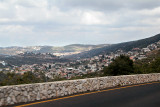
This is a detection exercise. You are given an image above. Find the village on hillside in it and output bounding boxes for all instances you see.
[0,40,160,80]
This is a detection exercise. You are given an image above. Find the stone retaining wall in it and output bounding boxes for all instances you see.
[0,73,160,106]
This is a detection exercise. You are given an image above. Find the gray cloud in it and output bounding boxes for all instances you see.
[52,0,160,11]
[0,0,160,47]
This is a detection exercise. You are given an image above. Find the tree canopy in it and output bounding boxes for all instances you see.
[104,55,134,76]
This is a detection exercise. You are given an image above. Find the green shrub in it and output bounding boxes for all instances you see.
[104,55,134,76]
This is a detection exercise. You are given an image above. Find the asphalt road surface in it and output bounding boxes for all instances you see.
[15,82,160,107]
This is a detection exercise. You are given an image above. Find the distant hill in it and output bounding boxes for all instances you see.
[0,44,109,55]
[66,33,160,59]
[35,44,109,53]
[0,33,159,57]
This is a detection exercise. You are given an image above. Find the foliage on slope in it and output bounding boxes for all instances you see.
[134,49,160,74]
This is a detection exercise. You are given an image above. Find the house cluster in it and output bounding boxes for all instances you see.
[0,40,160,79]
[128,40,160,60]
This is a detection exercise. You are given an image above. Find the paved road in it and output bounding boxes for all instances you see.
[15,82,160,107]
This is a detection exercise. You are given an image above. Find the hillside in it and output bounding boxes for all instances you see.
[35,44,109,53]
[0,46,41,55]
[0,33,159,57]
[0,44,109,55]
[67,33,160,59]
[135,49,160,65]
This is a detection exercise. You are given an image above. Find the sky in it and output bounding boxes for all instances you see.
[0,0,160,47]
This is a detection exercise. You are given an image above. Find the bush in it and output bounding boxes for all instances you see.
[0,71,46,86]
[103,55,134,76]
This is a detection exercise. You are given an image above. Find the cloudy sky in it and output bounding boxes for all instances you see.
[0,0,160,47]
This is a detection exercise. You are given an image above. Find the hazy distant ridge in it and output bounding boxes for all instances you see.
[0,44,109,55]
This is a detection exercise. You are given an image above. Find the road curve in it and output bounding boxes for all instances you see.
[14,82,160,107]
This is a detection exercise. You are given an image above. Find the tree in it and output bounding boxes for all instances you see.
[104,55,134,76]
